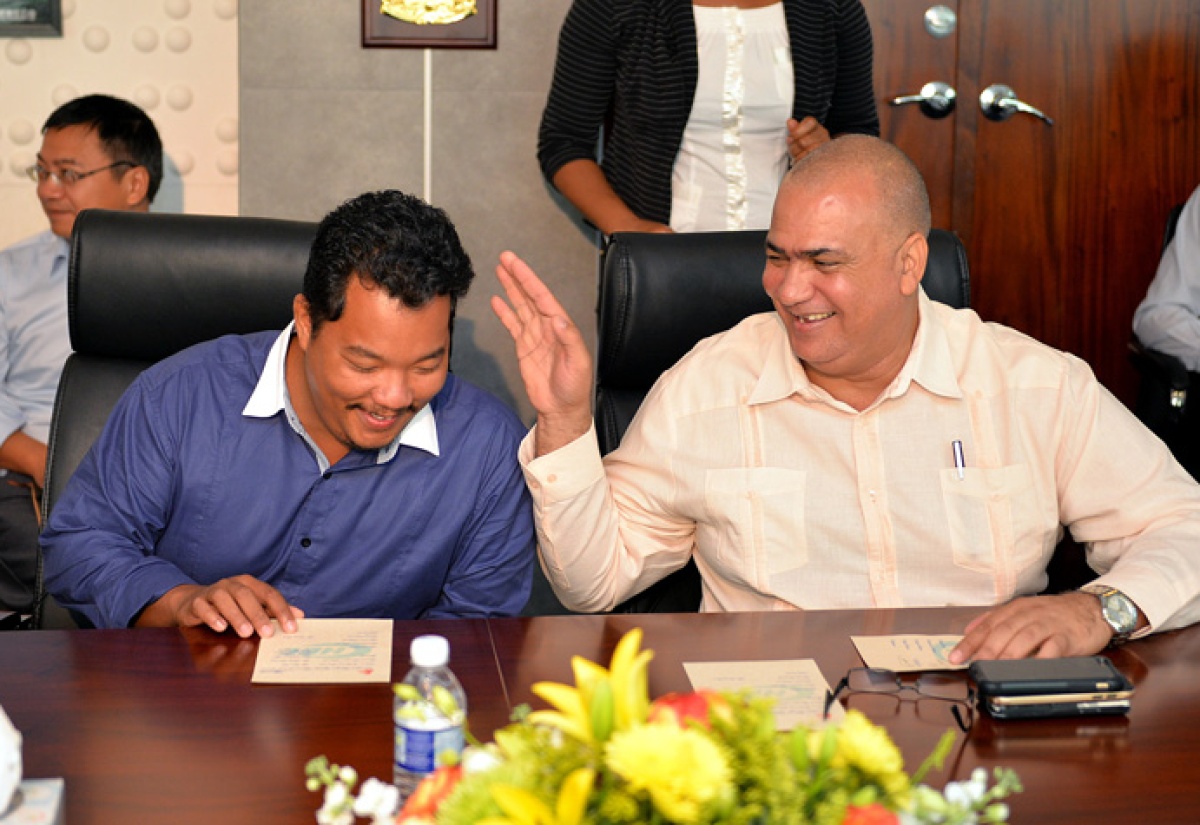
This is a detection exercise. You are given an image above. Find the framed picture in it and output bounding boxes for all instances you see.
[362,0,496,49]
[0,0,62,37]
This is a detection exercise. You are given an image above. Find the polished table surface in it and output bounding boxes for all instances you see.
[3,608,1199,824]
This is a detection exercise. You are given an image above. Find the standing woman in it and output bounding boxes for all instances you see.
[538,0,879,235]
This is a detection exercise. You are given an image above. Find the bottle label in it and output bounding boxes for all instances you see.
[395,722,464,774]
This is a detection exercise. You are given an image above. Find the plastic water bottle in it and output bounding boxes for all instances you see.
[393,634,468,800]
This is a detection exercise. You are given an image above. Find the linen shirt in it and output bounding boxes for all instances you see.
[1132,185,1200,371]
[0,230,71,448]
[43,328,535,628]
[522,292,1200,634]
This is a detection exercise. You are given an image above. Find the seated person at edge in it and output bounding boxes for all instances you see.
[494,135,1200,662]
[42,190,535,635]
[0,93,162,615]
[538,0,878,235]
[1132,183,1200,370]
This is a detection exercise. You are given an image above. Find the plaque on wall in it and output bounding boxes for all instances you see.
[0,0,62,37]
[362,0,496,49]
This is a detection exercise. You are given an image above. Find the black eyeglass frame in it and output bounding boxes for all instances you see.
[824,667,976,733]
[26,160,137,187]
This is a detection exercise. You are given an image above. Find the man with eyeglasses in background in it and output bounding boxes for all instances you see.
[0,94,162,617]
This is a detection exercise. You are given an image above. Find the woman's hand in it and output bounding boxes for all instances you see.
[787,116,832,163]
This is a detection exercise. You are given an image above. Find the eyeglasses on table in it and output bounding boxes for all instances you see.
[824,666,976,733]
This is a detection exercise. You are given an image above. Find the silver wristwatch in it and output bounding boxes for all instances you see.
[1080,584,1140,644]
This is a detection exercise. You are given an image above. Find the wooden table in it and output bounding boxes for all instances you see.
[3,608,1199,824]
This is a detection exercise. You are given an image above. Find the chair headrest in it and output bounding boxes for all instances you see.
[598,230,774,389]
[68,210,318,361]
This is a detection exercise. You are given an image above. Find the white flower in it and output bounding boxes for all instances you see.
[325,782,350,809]
[943,768,988,808]
[317,782,354,825]
[352,778,400,822]
[462,746,502,774]
[316,811,354,825]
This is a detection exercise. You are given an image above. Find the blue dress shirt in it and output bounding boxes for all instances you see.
[42,328,535,628]
[0,230,71,448]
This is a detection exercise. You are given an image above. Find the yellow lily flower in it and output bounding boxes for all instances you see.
[528,629,654,744]
[483,768,596,825]
[556,766,596,824]
[607,628,654,730]
[528,681,592,743]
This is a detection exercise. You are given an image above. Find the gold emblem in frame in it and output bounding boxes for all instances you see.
[380,0,477,25]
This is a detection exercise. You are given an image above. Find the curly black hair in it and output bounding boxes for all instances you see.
[303,190,474,334]
[43,94,164,203]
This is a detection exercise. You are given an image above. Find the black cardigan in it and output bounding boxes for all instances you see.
[538,0,880,226]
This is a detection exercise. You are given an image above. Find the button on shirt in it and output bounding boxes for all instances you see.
[0,230,71,448]
[523,292,1200,634]
[43,327,535,628]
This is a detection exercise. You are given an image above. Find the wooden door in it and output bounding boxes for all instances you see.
[863,0,1200,405]
[868,0,960,228]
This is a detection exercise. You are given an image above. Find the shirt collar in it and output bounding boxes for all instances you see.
[747,289,963,409]
[50,232,69,259]
[242,323,440,463]
[48,232,69,274]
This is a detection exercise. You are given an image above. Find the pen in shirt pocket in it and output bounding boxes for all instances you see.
[952,440,966,481]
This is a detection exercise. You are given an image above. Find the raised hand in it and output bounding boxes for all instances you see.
[492,251,595,456]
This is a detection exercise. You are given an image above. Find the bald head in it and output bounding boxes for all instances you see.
[782,135,931,240]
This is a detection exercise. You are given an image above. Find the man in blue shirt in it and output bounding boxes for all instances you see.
[0,95,162,614]
[42,190,535,635]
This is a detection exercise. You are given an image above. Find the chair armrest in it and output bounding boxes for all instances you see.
[1129,338,1191,392]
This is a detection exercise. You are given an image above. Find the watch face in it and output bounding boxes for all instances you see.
[1102,592,1139,634]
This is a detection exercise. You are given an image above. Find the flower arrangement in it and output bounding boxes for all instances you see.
[307,629,1021,825]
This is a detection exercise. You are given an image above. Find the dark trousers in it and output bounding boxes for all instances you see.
[0,475,40,613]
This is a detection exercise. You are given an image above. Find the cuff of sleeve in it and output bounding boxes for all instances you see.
[1083,578,1156,639]
[520,422,607,505]
[108,563,195,629]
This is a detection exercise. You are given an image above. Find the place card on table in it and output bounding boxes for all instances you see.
[252,618,393,684]
[683,658,841,728]
[0,778,65,825]
[850,635,966,672]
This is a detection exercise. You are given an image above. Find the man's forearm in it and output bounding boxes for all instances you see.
[0,430,48,488]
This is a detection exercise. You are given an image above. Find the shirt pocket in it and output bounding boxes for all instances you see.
[939,464,1038,574]
[702,467,807,589]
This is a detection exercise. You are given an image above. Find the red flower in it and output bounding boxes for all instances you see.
[397,764,463,821]
[842,803,899,825]
[647,690,731,729]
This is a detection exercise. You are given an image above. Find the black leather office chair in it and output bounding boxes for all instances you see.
[33,209,316,628]
[1129,204,1196,475]
[521,228,971,615]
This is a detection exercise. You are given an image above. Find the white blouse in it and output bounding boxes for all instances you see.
[670,3,793,232]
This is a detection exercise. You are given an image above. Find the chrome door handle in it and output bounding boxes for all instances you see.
[979,84,1055,125]
[890,81,957,119]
